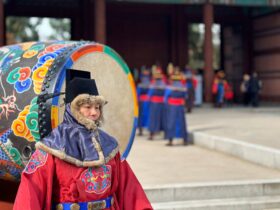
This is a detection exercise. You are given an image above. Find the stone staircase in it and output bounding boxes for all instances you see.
[145,179,280,210]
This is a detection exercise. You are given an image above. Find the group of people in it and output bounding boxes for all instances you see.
[137,64,196,146]
[212,70,262,108]
[240,72,262,107]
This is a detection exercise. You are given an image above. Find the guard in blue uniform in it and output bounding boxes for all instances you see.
[137,68,151,136]
[147,68,166,140]
[164,72,188,146]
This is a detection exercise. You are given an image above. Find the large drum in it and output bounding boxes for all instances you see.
[0,41,138,181]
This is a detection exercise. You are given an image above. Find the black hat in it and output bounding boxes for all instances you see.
[65,69,99,103]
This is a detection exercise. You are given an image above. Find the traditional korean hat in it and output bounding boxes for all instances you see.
[170,70,183,81]
[170,74,183,81]
[141,66,150,76]
[65,69,100,103]
[139,67,151,84]
[152,67,164,79]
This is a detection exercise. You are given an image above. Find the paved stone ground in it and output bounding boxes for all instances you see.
[127,105,280,187]
[188,105,280,149]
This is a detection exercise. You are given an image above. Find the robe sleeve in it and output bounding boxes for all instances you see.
[164,88,172,103]
[13,149,54,210]
[116,154,153,210]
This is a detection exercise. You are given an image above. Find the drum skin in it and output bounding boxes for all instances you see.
[0,41,138,181]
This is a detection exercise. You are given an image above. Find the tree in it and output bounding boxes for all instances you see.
[6,17,71,44]
[188,23,220,70]
[188,24,204,69]
[6,17,42,44]
[48,18,71,40]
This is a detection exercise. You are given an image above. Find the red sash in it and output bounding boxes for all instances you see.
[151,96,164,103]
[139,94,149,101]
[168,97,184,105]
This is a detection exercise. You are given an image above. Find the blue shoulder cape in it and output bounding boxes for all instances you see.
[36,104,119,167]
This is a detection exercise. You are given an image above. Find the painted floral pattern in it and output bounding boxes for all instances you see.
[24,149,48,174]
[80,165,112,194]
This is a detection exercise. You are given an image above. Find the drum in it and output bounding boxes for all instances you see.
[0,41,138,181]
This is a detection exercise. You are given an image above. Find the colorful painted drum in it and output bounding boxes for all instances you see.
[0,41,138,181]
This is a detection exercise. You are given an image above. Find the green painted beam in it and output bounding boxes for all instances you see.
[211,0,280,6]
[109,0,206,4]
[109,0,280,6]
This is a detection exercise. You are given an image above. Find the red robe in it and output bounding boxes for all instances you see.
[13,150,153,210]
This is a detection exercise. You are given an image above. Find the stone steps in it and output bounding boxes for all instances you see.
[145,179,280,210]
[152,195,280,210]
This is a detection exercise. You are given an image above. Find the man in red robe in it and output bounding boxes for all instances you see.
[13,77,153,210]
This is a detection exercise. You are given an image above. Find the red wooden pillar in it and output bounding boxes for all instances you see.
[203,2,214,102]
[0,0,5,46]
[94,0,106,44]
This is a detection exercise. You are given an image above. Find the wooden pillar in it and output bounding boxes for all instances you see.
[94,0,106,44]
[203,2,214,102]
[0,0,5,46]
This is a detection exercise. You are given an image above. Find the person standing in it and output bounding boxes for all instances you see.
[137,67,151,136]
[240,74,250,106]
[248,72,262,107]
[164,71,188,146]
[212,70,226,107]
[147,68,166,140]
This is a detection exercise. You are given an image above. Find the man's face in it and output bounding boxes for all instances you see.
[79,103,101,121]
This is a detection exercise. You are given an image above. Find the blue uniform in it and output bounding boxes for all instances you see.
[148,80,166,133]
[137,81,150,128]
[164,81,188,141]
